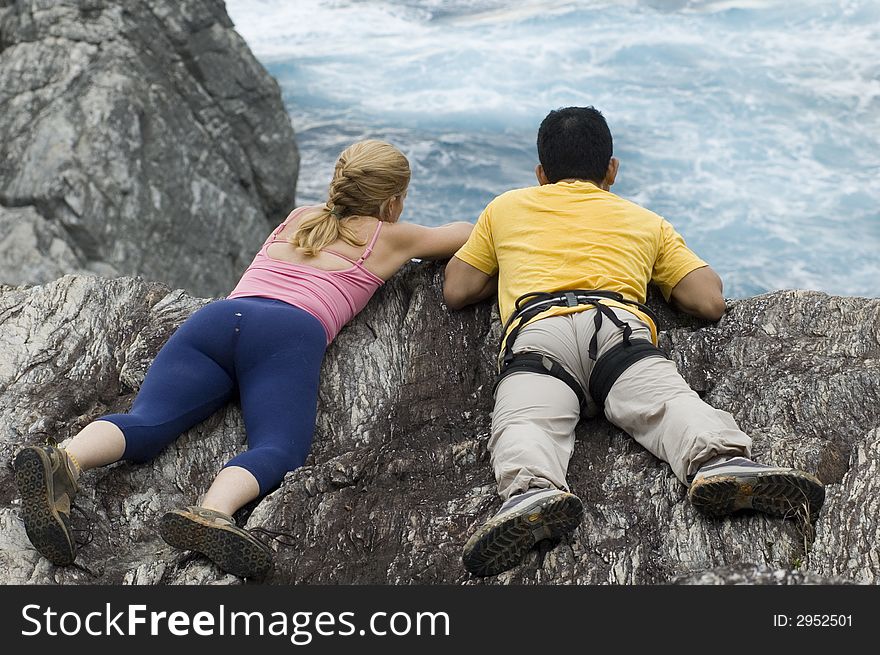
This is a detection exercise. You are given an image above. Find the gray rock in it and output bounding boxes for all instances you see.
[0,204,91,284]
[0,0,299,296]
[0,270,877,585]
[670,564,856,585]
[810,427,880,583]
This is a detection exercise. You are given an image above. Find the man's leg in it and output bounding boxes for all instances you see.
[593,308,823,519]
[463,316,584,577]
[489,370,582,499]
[603,355,751,484]
[489,314,585,498]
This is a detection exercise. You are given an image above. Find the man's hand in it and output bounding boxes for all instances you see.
[669,266,727,321]
[443,256,497,310]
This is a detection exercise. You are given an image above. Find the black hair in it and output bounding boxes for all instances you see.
[536,106,613,184]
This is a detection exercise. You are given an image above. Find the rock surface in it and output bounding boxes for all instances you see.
[0,0,298,295]
[0,270,877,585]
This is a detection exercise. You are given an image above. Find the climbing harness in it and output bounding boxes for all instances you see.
[495,289,668,410]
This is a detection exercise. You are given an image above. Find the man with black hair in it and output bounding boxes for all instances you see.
[443,106,825,578]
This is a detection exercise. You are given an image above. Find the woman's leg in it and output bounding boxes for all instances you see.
[200,466,260,516]
[158,299,325,580]
[201,300,326,515]
[64,420,126,477]
[97,302,239,464]
[224,301,326,503]
[14,301,240,567]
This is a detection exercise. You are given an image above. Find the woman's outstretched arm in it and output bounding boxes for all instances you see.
[392,221,474,260]
[370,220,474,279]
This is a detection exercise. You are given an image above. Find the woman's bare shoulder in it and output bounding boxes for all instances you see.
[377,220,430,243]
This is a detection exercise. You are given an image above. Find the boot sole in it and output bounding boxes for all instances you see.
[14,447,76,565]
[159,510,273,580]
[689,471,825,519]
[462,493,584,577]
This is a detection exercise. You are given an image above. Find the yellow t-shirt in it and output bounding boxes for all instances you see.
[454,181,707,345]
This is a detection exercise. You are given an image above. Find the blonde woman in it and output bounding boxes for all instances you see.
[14,140,472,580]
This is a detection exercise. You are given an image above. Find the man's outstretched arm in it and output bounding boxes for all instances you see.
[443,256,497,310]
[669,266,727,321]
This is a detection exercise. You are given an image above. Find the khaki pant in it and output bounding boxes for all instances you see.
[490,307,751,500]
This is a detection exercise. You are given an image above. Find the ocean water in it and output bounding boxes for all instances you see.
[225,0,879,298]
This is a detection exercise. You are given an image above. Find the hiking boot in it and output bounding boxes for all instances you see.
[159,506,274,580]
[688,456,825,519]
[462,488,583,577]
[13,444,80,565]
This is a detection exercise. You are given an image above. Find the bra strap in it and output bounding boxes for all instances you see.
[265,206,314,247]
[357,221,384,264]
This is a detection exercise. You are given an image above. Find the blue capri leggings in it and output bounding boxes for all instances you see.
[100,297,327,495]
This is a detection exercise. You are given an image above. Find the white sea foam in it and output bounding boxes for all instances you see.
[225,0,880,298]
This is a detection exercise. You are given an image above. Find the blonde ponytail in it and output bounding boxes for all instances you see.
[291,140,410,256]
[290,205,365,257]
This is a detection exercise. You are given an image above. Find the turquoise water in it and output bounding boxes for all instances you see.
[226,0,879,298]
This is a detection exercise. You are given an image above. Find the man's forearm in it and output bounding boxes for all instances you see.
[669,266,726,321]
[443,257,497,309]
[473,276,498,304]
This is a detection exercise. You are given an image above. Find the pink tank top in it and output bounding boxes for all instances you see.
[228,206,385,343]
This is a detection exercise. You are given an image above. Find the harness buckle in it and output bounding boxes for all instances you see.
[563,292,579,307]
